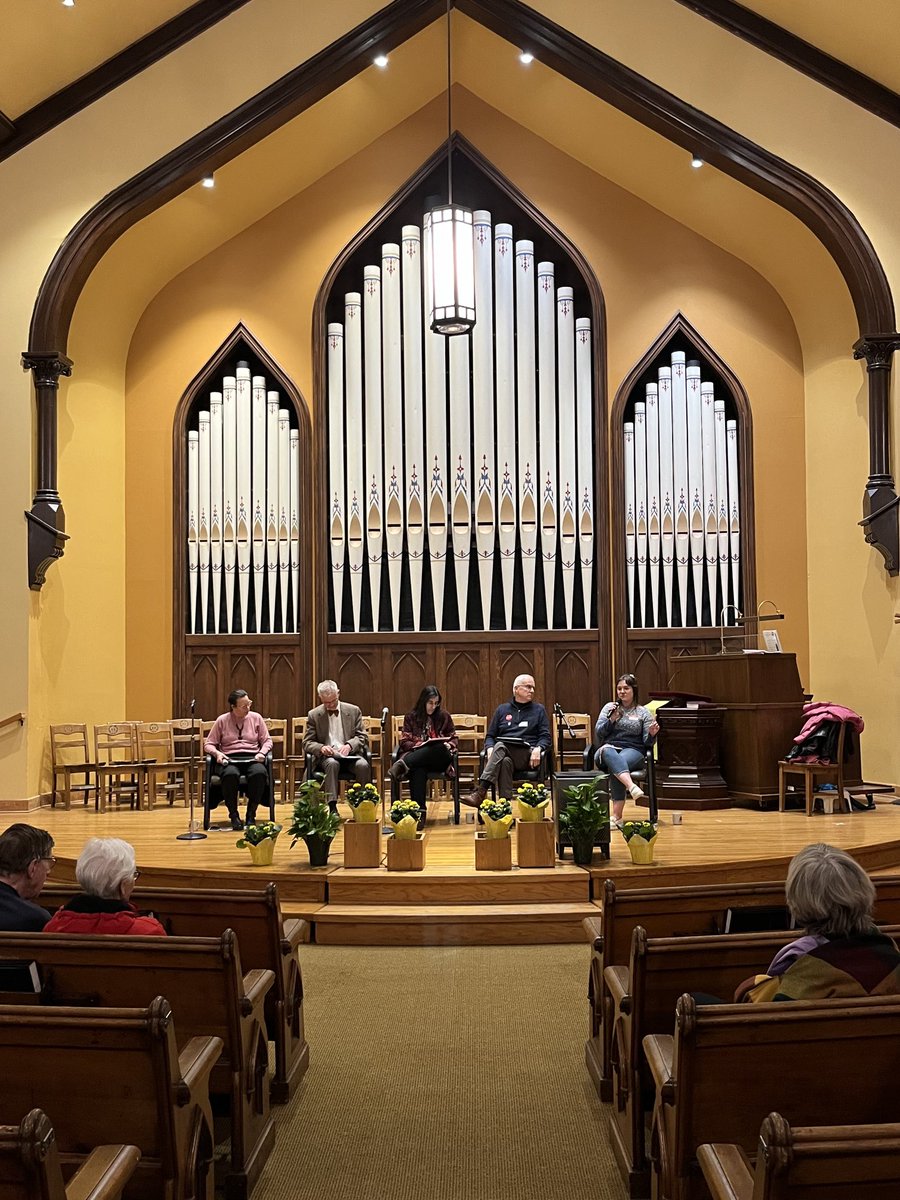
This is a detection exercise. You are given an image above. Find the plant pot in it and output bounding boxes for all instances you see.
[516,801,549,823]
[475,832,512,871]
[570,835,596,866]
[349,799,380,824]
[245,837,278,866]
[302,834,333,867]
[516,819,556,868]
[387,833,426,871]
[627,834,658,865]
[343,819,382,868]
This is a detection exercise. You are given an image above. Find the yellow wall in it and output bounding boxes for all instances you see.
[122,94,807,717]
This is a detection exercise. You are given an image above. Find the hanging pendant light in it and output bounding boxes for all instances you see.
[424,0,476,336]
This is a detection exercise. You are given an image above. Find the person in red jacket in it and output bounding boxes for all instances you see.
[44,837,166,936]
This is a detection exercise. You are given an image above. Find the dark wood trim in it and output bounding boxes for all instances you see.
[609,312,758,670]
[171,323,314,714]
[0,1,252,162]
[311,132,612,688]
[674,0,900,130]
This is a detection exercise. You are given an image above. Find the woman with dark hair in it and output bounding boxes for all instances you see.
[594,673,659,830]
[390,686,457,819]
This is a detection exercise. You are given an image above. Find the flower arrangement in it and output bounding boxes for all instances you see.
[620,820,657,843]
[479,795,514,839]
[389,797,422,840]
[515,782,550,822]
[346,781,381,823]
[235,821,282,849]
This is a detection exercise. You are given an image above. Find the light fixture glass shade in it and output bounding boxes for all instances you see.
[424,204,476,335]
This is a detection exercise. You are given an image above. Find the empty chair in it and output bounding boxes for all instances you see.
[93,724,144,812]
[135,723,189,809]
[49,724,97,810]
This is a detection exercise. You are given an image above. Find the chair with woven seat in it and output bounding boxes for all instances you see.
[136,722,190,809]
[93,723,145,812]
[389,715,459,825]
[778,723,849,815]
[49,724,98,809]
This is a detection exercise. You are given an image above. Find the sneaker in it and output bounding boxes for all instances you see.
[629,784,646,801]
[610,817,625,832]
[231,816,245,832]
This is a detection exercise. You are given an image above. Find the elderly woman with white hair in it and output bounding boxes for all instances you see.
[738,843,900,1002]
[44,838,166,936]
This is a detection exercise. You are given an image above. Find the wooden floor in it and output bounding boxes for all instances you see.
[19,792,900,944]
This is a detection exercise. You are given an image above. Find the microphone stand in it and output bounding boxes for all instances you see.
[176,699,207,841]
[553,704,576,772]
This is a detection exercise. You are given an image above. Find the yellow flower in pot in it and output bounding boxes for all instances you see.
[515,781,550,822]
[389,797,422,840]
[479,795,514,838]
[346,781,381,823]
[621,819,659,865]
[236,821,282,866]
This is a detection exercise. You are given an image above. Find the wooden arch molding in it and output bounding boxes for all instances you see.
[609,312,757,671]
[23,0,898,587]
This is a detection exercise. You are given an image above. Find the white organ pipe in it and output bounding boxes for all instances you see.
[494,222,516,627]
[472,211,495,624]
[624,421,636,626]
[644,382,661,626]
[686,361,704,622]
[658,366,675,627]
[198,410,211,634]
[575,317,593,626]
[537,261,557,626]
[423,240,447,631]
[327,325,345,632]
[266,390,280,636]
[209,392,223,635]
[633,401,648,626]
[557,286,577,628]
[236,363,252,633]
[363,264,383,631]
[671,352,689,625]
[382,242,402,630]
[700,380,718,622]
[344,292,364,631]
[515,240,538,627]
[290,430,299,634]
[187,431,199,633]
[221,374,237,633]
[449,332,471,628]
[714,399,729,617]
[278,408,290,633]
[401,225,424,631]
[251,376,266,633]
[727,419,740,610]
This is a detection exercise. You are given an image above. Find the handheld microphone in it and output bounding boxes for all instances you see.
[190,698,196,714]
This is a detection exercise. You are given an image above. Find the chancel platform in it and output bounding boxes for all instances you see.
[19,793,900,945]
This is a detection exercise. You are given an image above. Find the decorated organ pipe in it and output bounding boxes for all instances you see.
[326,214,596,632]
[185,359,300,634]
[624,349,742,627]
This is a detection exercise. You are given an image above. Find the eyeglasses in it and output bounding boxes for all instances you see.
[133,869,141,880]
[34,855,56,868]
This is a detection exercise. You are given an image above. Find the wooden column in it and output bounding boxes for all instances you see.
[21,350,72,589]
[853,333,900,576]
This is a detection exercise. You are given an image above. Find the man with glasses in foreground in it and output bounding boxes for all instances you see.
[465,674,551,806]
[0,823,54,930]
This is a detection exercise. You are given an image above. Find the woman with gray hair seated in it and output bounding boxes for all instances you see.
[738,842,900,1001]
[44,838,165,936]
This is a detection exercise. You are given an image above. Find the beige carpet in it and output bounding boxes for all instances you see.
[253,943,622,1200]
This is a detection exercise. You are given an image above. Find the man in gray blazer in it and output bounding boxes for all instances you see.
[302,680,370,806]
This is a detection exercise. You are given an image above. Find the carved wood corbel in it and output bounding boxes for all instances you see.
[853,333,900,575]
[21,350,72,589]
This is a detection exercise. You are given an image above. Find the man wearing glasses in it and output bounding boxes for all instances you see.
[466,674,551,805]
[0,823,55,931]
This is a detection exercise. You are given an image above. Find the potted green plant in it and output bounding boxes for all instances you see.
[515,781,550,822]
[288,779,342,866]
[559,778,609,866]
[346,781,381,824]
[236,820,282,866]
[621,819,659,864]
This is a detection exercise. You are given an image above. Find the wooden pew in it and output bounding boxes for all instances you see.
[41,883,309,1104]
[0,997,219,1200]
[605,922,900,1198]
[644,993,900,1200]
[699,1114,900,1200]
[584,875,900,1102]
[0,931,274,1200]
[0,1109,140,1200]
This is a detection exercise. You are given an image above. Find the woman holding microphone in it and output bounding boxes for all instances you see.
[594,673,659,830]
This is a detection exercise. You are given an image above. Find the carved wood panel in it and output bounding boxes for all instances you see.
[625,630,721,699]
[180,638,308,723]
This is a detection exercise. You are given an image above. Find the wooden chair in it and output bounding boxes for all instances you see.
[0,1109,140,1200]
[284,717,306,804]
[49,724,97,809]
[364,714,386,795]
[203,753,275,830]
[93,724,144,812]
[389,715,459,825]
[451,714,487,797]
[700,1114,900,1200]
[778,724,849,814]
[168,718,205,805]
[555,711,592,772]
[0,997,220,1200]
[260,717,287,803]
[583,735,658,820]
[135,723,189,809]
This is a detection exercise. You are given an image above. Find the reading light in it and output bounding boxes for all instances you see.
[373,54,389,68]
[519,51,534,64]
[201,175,215,189]
[691,155,704,169]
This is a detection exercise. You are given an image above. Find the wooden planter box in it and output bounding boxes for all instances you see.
[386,834,426,871]
[343,820,382,869]
[516,819,556,868]
[475,833,513,871]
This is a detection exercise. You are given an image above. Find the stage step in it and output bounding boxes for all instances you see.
[326,865,589,906]
[309,901,599,946]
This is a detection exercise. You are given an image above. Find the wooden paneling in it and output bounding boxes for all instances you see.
[181,637,306,722]
[625,629,721,698]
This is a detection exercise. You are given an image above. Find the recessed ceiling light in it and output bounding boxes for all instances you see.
[690,155,704,169]
[201,175,215,189]
[62,0,75,7]
[519,51,534,64]
[373,54,389,68]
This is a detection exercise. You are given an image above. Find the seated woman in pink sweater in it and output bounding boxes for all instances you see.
[44,838,166,936]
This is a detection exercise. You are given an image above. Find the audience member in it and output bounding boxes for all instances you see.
[44,838,166,935]
[0,823,54,931]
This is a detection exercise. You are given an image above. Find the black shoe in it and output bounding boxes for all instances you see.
[389,759,408,781]
[416,812,426,830]
[231,816,245,831]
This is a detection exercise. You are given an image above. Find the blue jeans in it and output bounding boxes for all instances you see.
[595,745,645,802]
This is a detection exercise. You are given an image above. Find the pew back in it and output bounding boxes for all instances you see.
[0,1109,141,1200]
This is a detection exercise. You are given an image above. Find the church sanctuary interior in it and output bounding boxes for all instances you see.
[2,2,900,1198]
